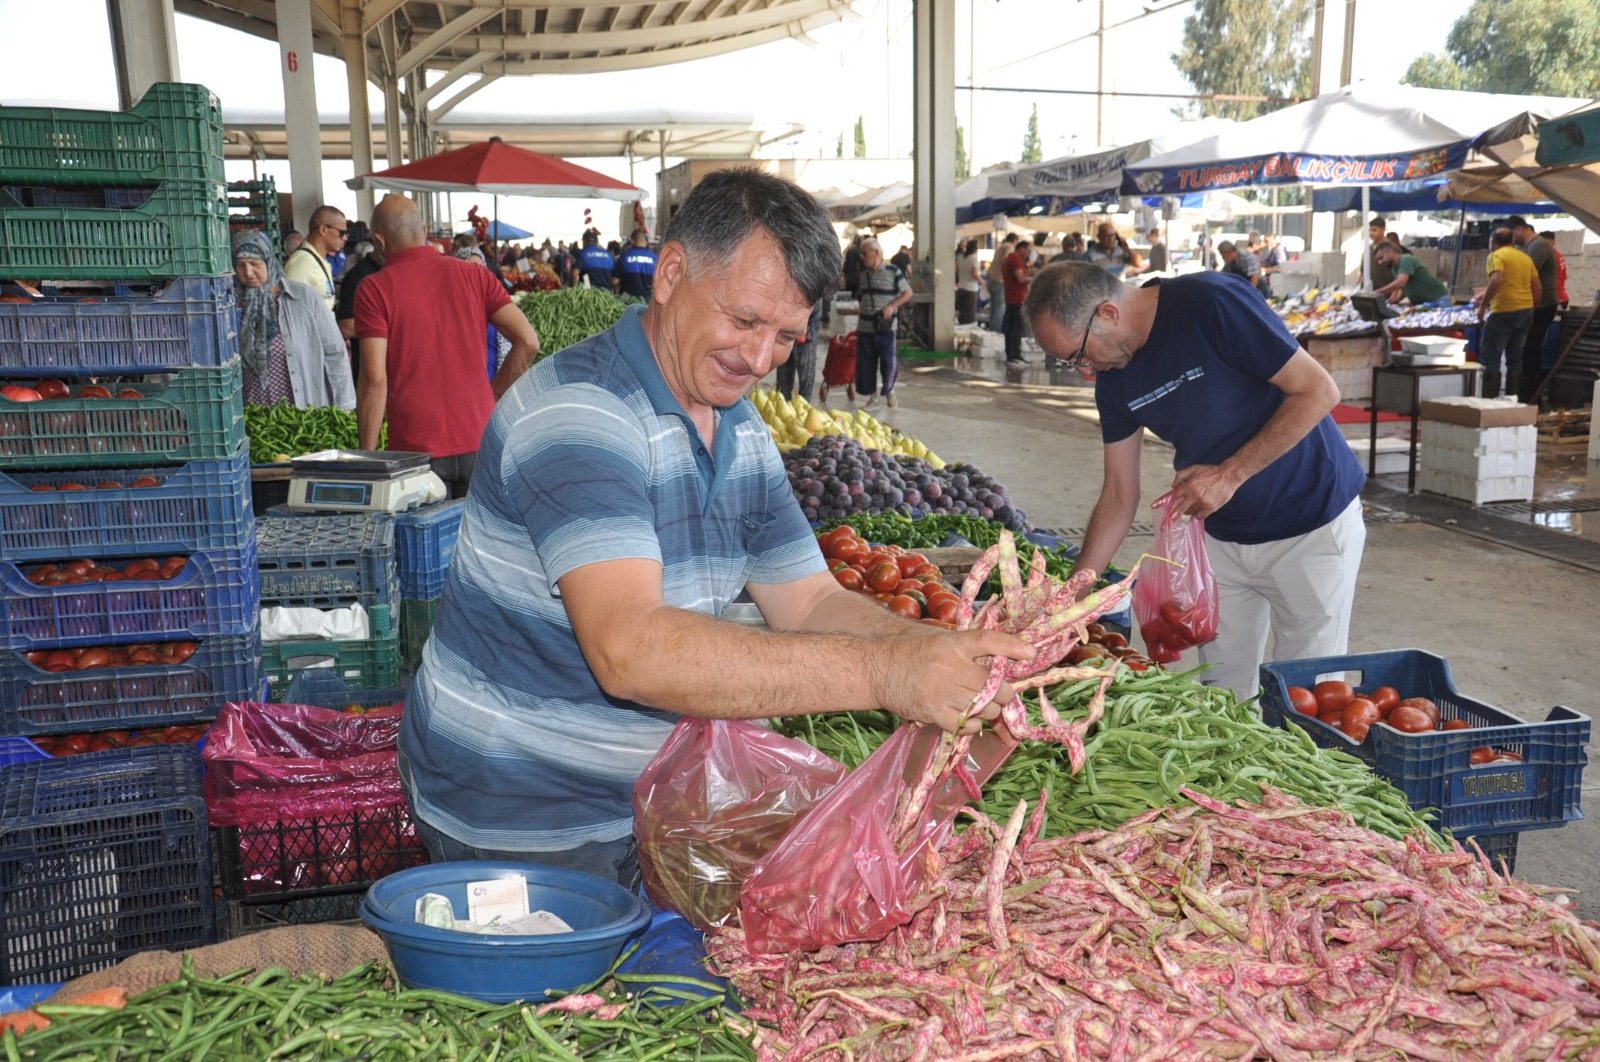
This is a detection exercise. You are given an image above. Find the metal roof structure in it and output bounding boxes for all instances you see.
[222,103,794,161]
[179,0,857,126]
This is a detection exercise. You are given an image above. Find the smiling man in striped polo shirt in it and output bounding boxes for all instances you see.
[398,170,1032,887]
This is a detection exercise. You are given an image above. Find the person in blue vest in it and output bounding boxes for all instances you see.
[617,229,658,298]
[576,230,616,290]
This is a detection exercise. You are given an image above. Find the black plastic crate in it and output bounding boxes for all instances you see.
[214,803,428,902]
[222,891,364,938]
[0,275,238,376]
[1259,649,1589,836]
[1460,831,1519,877]
[256,513,397,609]
[0,744,214,984]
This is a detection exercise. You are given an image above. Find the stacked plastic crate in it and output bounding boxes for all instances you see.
[393,500,466,671]
[227,176,280,253]
[255,513,402,698]
[0,84,257,980]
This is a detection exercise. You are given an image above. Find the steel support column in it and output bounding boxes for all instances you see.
[339,0,375,219]
[913,2,956,353]
[106,0,181,110]
[276,0,325,233]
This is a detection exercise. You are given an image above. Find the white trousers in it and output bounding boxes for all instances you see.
[1195,497,1366,702]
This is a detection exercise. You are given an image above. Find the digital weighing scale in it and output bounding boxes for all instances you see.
[284,450,447,514]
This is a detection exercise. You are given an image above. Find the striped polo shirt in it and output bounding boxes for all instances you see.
[399,305,825,852]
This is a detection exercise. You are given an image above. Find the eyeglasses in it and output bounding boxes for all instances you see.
[1065,301,1107,367]
[323,223,347,236]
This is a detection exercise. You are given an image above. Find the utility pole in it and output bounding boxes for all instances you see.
[1096,0,1107,144]
[1340,0,1358,87]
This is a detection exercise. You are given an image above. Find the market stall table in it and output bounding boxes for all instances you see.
[1369,362,1483,492]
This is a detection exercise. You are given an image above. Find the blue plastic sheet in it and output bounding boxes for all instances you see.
[0,984,60,1013]
[616,905,723,1000]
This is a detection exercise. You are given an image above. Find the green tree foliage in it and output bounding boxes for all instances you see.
[1173,0,1312,120]
[1403,0,1600,97]
[955,123,969,180]
[1020,105,1043,165]
[854,116,867,158]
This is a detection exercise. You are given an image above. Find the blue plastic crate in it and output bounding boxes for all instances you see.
[0,736,49,768]
[391,500,465,600]
[0,275,238,375]
[0,744,214,985]
[0,538,260,650]
[0,442,252,563]
[1259,649,1589,835]
[0,626,260,736]
[256,514,397,609]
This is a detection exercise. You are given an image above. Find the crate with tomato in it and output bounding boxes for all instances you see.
[817,524,963,628]
[0,539,259,649]
[0,743,215,984]
[0,364,244,471]
[0,442,251,564]
[0,275,239,377]
[202,694,427,934]
[0,626,259,737]
[1259,649,1589,839]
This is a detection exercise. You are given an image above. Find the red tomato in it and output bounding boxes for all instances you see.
[1287,686,1318,716]
[1368,686,1400,714]
[1100,632,1129,650]
[910,563,942,581]
[930,598,960,624]
[895,586,927,609]
[887,594,922,620]
[129,476,160,488]
[834,541,868,566]
[1340,719,1371,743]
[1442,718,1471,731]
[1312,681,1354,715]
[834,567,865,591]
[76,384,113,399]
[1386,705,1434,734]
[1469,747,1495,766]
[0,385,42,402]
[895,554,925,578]
[1343,698,1381,728]
[1158,598,1199,644]
[1399,697,1440,727]
[33,379,69,400]
[868,561,902,593]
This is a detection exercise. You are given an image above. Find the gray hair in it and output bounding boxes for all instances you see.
[860,237,883,255]
[1023,261,1128,336]
[1217,241,1237,255]
[662,167,841,305]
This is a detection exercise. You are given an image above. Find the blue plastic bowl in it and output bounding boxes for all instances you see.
[359,861,651,1002]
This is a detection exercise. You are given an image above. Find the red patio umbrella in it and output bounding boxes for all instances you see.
[346,137,642,201]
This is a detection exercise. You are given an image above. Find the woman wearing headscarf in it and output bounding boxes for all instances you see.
[232,230,356,409]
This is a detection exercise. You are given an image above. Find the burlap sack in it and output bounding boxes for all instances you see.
[44,924,390,1003]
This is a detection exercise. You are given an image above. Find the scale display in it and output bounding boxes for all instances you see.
[306,481,374,507]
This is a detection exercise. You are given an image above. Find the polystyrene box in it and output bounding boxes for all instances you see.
[1417,468,1533,505]
[1420,443,1536,480]
[1423,421,1537,455]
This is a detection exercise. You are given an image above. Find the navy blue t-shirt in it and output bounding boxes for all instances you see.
[1095,272,1364,545]
[617,246,657,297]
[577,244,615,288]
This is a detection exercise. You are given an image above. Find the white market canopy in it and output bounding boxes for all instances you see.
[987,118,1231,202]
[1471,101,1600,233]
[1123,83,1592,196]
[850,166,1016,226]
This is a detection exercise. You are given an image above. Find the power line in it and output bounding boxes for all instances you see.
[981,0,1196,75]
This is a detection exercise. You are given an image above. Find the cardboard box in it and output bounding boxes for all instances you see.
[1419,396,1537,428]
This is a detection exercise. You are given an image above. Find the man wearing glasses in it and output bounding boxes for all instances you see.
[1021,263,1366,699]
[285,205,347,312]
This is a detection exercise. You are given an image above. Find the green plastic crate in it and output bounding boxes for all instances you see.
[400,596,440,672]
[0,363,244,470]
[0,83,224,187]
[0,178,230,280]
[261,607,400,701]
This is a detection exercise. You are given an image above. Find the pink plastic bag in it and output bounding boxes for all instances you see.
[738,723,1013,954]
[1134,492,1220,663]
[632,718,848,930]
[201,700,405,828]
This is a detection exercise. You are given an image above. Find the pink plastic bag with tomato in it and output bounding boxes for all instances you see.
[738,723,1012,954]
[1133,492,1220,663]
[632,717,848,931]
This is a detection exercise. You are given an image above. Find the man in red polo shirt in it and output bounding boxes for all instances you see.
[354,195,540,496]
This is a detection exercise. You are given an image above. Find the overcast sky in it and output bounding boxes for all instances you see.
[0,0,1475,237]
